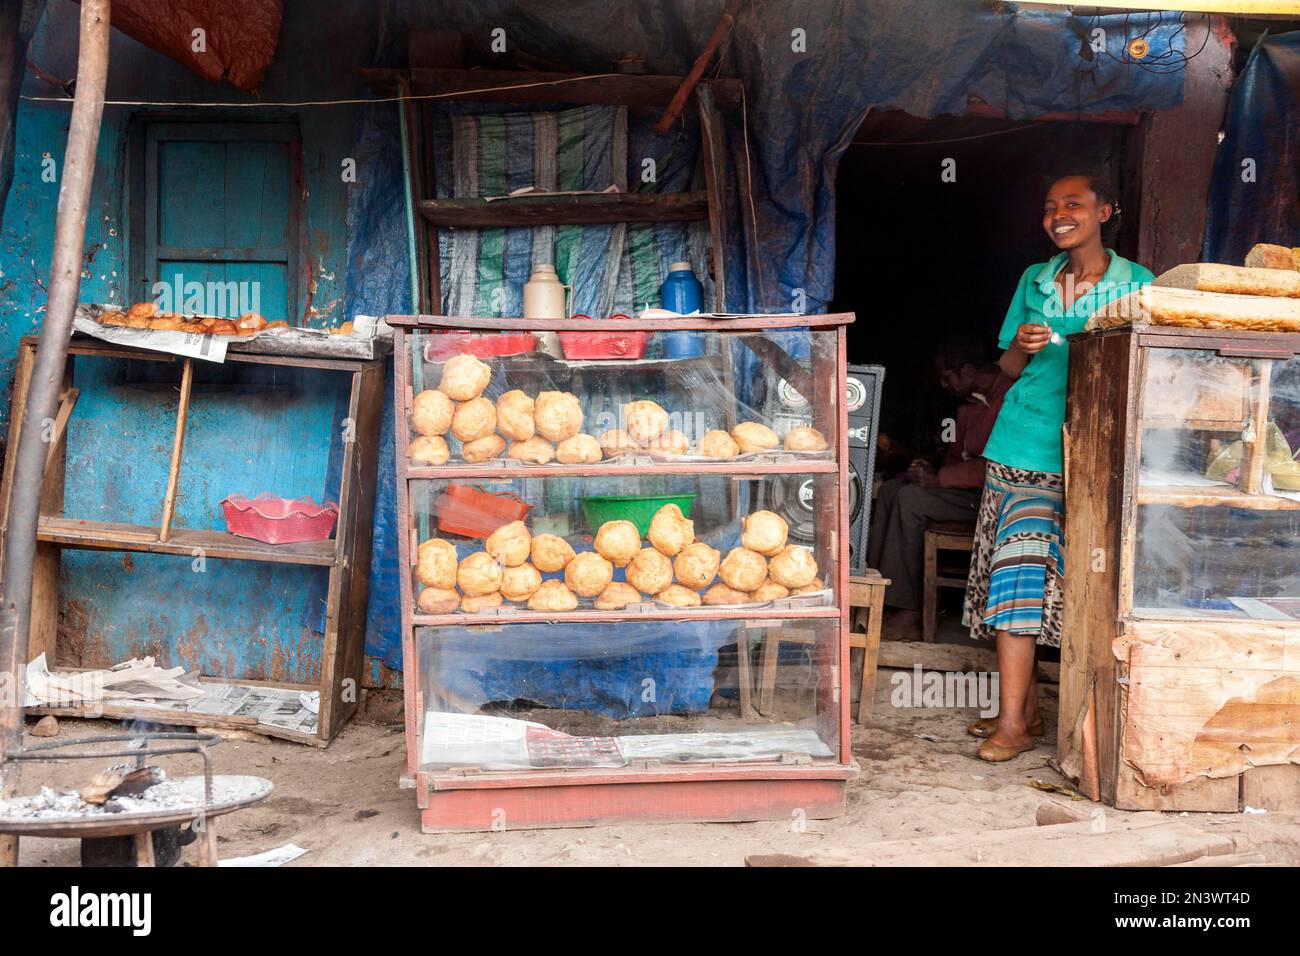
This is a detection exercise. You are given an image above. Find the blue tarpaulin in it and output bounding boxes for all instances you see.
[343,1,1189,674]
[1203,31,1300,264]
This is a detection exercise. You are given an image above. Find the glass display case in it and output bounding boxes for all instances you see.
[1062,325,1300,812]
[388,313,857,832]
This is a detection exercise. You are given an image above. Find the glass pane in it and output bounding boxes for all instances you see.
[1134,348,1300,619]
[402,328,837,468]
[415,616,840,771]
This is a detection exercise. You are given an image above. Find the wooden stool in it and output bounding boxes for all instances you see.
[922,521,975,643]
[754,571,889,725]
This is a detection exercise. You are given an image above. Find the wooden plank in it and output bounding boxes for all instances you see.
[1123,620,1288,671]
[37,516,338,566]
[1113,762,1241,812]
[697,90,729,310]
[405,459,838,480]
[384,312,856,332]
[1241,763,1300,811]
[876,640,1059,684]
[418,192,708,227]
[1136,485,1300,510]
[363,68,744,109]
[413,606,839,628]
[157,357,193,541]
[1241,359,1273,494]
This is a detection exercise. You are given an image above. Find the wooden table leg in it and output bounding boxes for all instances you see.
[858,586,887,723]
[133,831,155,867]
[736,633,756,719]
[197,821,219,867]
[758,631,781,716]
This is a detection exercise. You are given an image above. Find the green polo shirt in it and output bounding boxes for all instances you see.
[982,249,1153,474]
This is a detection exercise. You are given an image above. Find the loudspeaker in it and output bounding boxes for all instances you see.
[760,364,884,577]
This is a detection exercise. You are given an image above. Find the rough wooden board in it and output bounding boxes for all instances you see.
[1117,620,1290,671]
[1241,763,1300,811]
[743,818,1237,867]
[876,641,1059,684]
[1155,262,1300,298]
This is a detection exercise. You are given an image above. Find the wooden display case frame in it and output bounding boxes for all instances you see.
[389,312,858,832]
[1062,324,1300,812]
[0,336,386,745]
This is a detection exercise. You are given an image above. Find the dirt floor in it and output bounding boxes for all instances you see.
[12,664,1300,866]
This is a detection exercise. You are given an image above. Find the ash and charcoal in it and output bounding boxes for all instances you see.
[0,774,270,822]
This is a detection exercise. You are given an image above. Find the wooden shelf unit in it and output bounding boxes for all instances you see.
[389,313,858,832]
[1061,324,1300,811]
[0,336,386,745]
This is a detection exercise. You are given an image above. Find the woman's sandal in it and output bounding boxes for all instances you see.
[968,716,1045,739]
[977,737,1036,762]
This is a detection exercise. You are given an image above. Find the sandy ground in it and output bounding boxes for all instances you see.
[11,667,1300,867]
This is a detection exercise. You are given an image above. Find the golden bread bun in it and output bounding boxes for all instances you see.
[530,534,576,572]
[127,301,158,319]
[564,551,614,598]
[792,579,827,595]
[125,314,153,329]
[485,520,531,567]
[179,320,208,334]
[626,547,673,595]
[149,315,186,331]
[594,520,641,567]
[702,582,751,606]
[528,579,579,612]
[623,400,669,443]
[416,586,460,614]
[741,510,789,557]
[784,426,829,451]
[438,354,492,401]
[408,435,450,465]
[534,391,583,442]
[556,433,602,464]
[645,429,689,456]
[594,582,644,611]
[496,390,535,441]
[451,396,497,442]
[599,428,637,456]
[749,579,791,603]
[98,311,128,326]
[673,542,720,589]
[507,436,555,464]
[719,547,767,591]
[768,545,819,589]
[457,551,503,597]
[461,591,503,613]
[415,537,458,589]
[411,389,454,436]
[656,584,701,608]
[647,503,694,556]
[461,434,505,463]
[731,421,780,454]
[696,429,740,459]
[500,563,543,602]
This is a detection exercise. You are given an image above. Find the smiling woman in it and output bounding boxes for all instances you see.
[963,171,1155,763]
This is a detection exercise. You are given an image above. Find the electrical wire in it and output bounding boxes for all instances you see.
[850,122,1045,147]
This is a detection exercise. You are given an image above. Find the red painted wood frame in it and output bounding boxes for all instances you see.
[389,314,857,829]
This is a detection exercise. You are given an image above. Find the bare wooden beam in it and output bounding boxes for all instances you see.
[419,191,708,227]
[363,68,744,109]
[655,0,743,135]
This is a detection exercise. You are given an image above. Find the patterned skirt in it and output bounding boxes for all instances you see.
[962,461,1065,647]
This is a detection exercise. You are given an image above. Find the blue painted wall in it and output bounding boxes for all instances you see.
[1,0,396,684]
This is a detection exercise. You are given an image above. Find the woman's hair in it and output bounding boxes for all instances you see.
[1045,170,1122,240]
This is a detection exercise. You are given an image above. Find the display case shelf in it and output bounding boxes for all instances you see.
[388,312,856,832]
[1135,484,1300,509]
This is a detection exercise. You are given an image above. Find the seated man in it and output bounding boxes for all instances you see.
[867,347,1011,640]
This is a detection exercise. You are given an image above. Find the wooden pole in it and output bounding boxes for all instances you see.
[653,0,742,136]
[0,0,111,868]
[158,358,193,541]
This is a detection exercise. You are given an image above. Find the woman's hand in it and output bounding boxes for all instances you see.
[1013,322,1052,354]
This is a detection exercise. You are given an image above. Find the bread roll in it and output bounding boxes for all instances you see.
[416,538,458,589]
[731,422,780,454]
[528,579,579,612]
[674,542,720,589]
[496,390,535,441]
[530,534,575,573]
[564,551,614,598]
[457,551,503,597]
[696,429,740,459]
[702,582,751,606]
[595,582,643,611]
[623,400,669,443]
[645,429,689,456]
[784,426,829,452]
[556,433,602,464]
[534,391,583,442]
[451,396,497,442]
[594,520,641,567]
[768,545,819,589]
[411,389,454,436]
[507,437,555,464]
[486,520,531,567]
[719,547,767,591]
[500,563,543,602]
[741,510,789,557]
[461,434,506,463]
[408,435,450,466]
[656,584,701,608]
[439,354,492,401]
[647,503,693,556]
[749,579,790,603]
[599,429,637,456]
[416,586,460,614]
[626,547,672,595]
[461,591,503,613]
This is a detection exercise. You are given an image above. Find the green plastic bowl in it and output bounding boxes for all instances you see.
[580,493,697,537]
